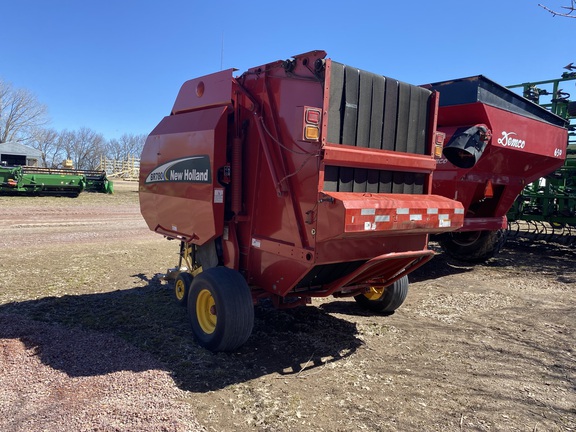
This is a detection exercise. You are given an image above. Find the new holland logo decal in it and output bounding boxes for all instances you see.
[145,155,211,184]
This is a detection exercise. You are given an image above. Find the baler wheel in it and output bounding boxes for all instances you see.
[187,267,254,352]
[174,272,193,306]
[354,276,409,313]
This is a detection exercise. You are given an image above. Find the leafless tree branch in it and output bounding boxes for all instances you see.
[106,133,146,161]
[62,127,106,170]
[0,79,48,143]
[539,1,576,17]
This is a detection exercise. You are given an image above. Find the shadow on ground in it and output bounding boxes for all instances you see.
[2,238,574,394]
[0,274,363,393]
[412,237,576,284]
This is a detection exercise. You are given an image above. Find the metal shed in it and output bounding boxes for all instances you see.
[0,142,43,166]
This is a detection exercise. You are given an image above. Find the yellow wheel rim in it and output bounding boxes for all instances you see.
[175,279,186,301]
[196,289,217,334]
[364,286,384,301]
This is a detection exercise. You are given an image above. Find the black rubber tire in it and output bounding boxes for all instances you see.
[174,272,193,306]
[439,229,507,263]
[187,267,254,352]
[354,276,409,313]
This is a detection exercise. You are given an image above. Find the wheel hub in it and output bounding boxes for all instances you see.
[196,289,217,334]
[175,280,186,300]
[364,286,384,301]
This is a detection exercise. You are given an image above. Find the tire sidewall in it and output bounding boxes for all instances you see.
[188,270,227,351]
[354,276,409,313]
[439,229,507,263]
[187,267,254,352]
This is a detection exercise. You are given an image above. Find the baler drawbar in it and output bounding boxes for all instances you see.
[139,51,465,351]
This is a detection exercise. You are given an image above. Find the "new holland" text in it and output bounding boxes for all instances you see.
[169,169,209,182]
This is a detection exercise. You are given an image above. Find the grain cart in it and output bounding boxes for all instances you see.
[424,76,568,262]
[139,50,465,351]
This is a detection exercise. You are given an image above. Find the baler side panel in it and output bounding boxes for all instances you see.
[239,69,324,249]
[139,106,228,244]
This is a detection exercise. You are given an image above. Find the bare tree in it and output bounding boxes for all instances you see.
[539,1,576,17]
[0,78,48,144]
[63,127,106,170]
[106,133,146,161]
[29,128,66,168]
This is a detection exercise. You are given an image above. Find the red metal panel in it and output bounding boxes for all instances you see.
[246,246,314,296]
[139,106,228,244]
[314,234,429,264]
[172,69,234,114]
[315,192,464,241]
[322,144,437,173]
[433,102,568,231]
[237,62,324,252]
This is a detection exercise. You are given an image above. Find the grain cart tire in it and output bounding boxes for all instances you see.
[439,228,507,263]
[354,276,409,313]
[187,266,254,352]
[174,272,193,306]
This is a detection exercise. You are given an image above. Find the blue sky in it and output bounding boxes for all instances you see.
[2,0,574,140]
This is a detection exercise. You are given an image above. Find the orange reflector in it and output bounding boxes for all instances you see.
[484,180,494,198]
[434,143,443,158]
[304,125,320,141]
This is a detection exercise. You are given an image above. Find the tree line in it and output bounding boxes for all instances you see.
[0,78,146,170]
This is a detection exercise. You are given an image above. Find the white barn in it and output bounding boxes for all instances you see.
[0,142,43,166]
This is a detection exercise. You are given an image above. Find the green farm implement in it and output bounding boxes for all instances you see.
[22,166,114,194]
[507,68,576,243]
[0,165,113,197]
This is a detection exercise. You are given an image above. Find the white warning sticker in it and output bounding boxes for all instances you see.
[214,188,224,204]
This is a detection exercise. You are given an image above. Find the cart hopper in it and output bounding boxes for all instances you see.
[423,76,568,262]
[428,75,568,232]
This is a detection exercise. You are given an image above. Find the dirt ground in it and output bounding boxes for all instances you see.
[0,181,574,432]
